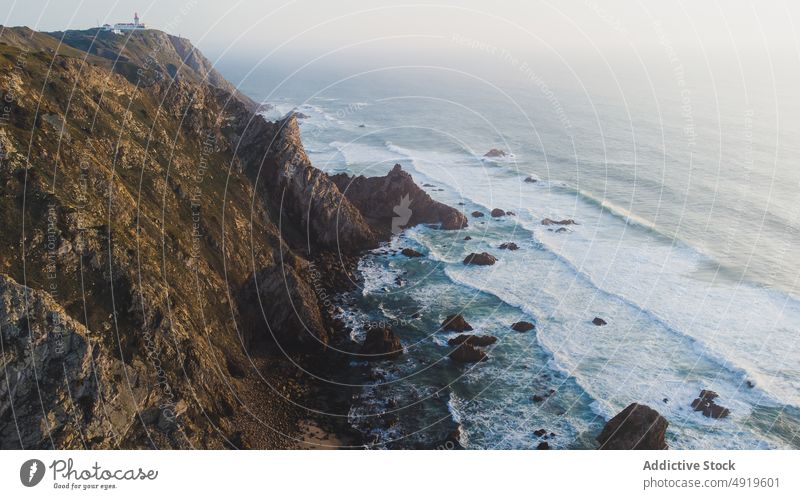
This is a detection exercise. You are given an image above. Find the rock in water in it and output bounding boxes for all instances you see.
[484,148,507,158]
[360,326,403,360]
[471,211,485,218]
[511,321,535,332]
[449,343,488,363]
[597,403,669,450]
[541,218,578,226]
[401,248,423,258]
[690,390,730,419]
[499,242,519,250]
[463,252,497,265]
[447,334,497,347]
[442,314,473,332]
[490,208,506,217]
[524,176,538,183]
[592,317,607,326]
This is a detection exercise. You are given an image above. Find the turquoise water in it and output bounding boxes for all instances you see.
[223,60,800,449]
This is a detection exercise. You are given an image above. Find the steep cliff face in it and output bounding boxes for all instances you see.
[0,26,464,449]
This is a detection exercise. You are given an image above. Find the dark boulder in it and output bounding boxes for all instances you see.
[524,176,538,183]
[511,321,535,332]
[536,442,550,450]
[442,314,473,332]
[597,403,668,450]
[463,236,472,241]
[490,208,506,217]
[447,334,497,347]
[499,242,519,250]
[401,248,423,258]
[471,211,485,218]
[360,326,403,360]
[449,343,488,363]
[533,428,547,437]
[592,317,607,326]
[463,252,497,266]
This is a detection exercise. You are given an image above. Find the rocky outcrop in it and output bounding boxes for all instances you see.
[484,149,506,158]
[524,176,538,183]
[490,208,506,217]
[329,164,468,239]
[597,403,668,450]
[471,211,484,218]
[499,242,519,250]
[511,321,535,332]
[442,314,473,332]
[447,334,497,347]
[691,390,730,419]
[592,317,608,326]
[360,326,403,360]
[463,252,497,265]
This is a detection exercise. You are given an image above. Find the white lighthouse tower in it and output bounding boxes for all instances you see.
[134,12,140,26]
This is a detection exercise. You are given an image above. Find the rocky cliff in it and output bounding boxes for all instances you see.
[0,25,464,449]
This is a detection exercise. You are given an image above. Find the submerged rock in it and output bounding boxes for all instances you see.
[511,321,535,332]
[463,236,472,241]
[463,252,497,265]
[360,326,403,360]
[541,218,578,226]
[597,403,669,450]
[401,248,423,258]
[499,242,519,250]
[471,211,485,218]
[442,314,473,332]
[449,343,488,363]
[447,334,497,347]
[524,176,538,183]
[592,317,607,326]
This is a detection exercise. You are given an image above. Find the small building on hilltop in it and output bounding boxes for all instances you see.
[101,12,147,33]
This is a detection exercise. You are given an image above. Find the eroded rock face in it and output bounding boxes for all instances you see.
[463,252,497,266]
[0,274,148,449]
[360,326,403,360]
[597,403,669,450]
[329,164,468,239]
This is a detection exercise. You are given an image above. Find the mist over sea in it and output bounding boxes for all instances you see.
[218,53,800,449]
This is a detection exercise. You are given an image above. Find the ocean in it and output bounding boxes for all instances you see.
[219,56,800,449]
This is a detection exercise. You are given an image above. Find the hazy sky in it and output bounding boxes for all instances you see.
[4,0,800,62]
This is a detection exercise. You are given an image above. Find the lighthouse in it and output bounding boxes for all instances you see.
[134,12,140,26]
